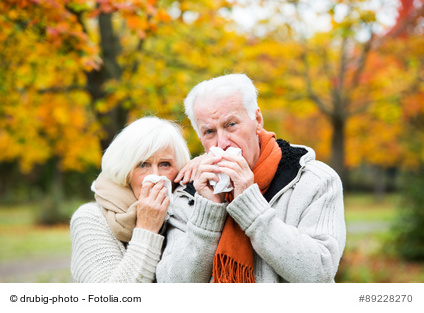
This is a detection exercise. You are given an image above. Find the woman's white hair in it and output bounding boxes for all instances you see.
[101,116,190,187]
[184,73,259,134]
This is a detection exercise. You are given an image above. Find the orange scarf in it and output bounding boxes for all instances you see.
[212,129,282,283]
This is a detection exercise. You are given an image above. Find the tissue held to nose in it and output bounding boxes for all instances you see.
[208,146,242,194]
[142,175,173,205]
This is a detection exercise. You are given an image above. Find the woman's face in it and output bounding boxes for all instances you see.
[129,146,178,199]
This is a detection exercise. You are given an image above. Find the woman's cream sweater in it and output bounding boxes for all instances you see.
[70,203,164,283]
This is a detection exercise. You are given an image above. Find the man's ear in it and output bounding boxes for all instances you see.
[255,108,264,134]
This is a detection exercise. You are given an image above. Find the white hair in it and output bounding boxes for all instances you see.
[101,116,190,187]
[184,73,259,134]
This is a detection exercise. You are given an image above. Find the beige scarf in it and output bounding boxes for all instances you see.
[92,173,138,242]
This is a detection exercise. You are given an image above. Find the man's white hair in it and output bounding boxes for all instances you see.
[101,116,190,187]
[184,73,259,134]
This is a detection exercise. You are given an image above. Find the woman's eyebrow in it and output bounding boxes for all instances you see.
[159,156,175,161]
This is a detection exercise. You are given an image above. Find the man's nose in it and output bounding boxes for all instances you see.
[217,130,231,150]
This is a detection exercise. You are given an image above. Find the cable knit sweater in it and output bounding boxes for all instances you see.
[70,203,164,283]
[156,142,346,283]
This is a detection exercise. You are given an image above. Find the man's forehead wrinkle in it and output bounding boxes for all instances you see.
[199,112,237,129]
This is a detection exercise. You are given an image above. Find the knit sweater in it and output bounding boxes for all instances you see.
[70,202,164,283]
[156,142,346,283]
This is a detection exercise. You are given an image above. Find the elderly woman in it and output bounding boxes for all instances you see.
[70,116,191,283]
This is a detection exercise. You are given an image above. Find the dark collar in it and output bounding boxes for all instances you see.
[263,139,307,202]
[183,181,196,197]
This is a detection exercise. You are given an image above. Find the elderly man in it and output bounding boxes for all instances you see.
[156,74,346,283]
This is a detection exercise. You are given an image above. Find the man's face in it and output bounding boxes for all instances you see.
[194,93,263,169]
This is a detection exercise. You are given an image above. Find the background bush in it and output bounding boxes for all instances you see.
[392,167,424,261]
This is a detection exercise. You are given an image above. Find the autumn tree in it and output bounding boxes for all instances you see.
[237,0,424,188]
[386,0,424,261]
[1,0,242,169]
[0,0,241,222]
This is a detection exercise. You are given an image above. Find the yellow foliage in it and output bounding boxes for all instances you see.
[1,0,423,179]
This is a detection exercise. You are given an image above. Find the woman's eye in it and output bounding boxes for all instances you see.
[160,162,171,168]
[138,162,150,168]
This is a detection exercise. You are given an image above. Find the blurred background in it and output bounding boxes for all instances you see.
[0,0,423,283]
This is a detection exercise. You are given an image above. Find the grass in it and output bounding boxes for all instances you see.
[0,203,72,262]
[343,192,400,222]
[0,225,71,262]
[0,203,36,226]
[1,193,423,283]
[0,201,76,282]
[337,192,424,283]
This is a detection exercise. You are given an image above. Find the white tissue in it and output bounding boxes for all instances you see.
[208,146,242,194]
[142,175,173,205]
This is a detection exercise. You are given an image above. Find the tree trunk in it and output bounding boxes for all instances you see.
[330,115,347,185]
[85,11,127,151]
[38,157,64,225]
[374,166,386,201]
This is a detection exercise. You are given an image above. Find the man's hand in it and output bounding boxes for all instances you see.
[216,154,254,198]
[193,154,226,203]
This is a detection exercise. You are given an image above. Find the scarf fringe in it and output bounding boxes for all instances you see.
[213,254,255,283]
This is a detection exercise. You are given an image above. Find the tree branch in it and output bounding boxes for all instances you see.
[64,4,89,35]
[37,85,87,94]
[130,38,146,74]
[350,31,374,91]
[300,49,333,116]
[337,36,348,100]
[348,100,373,116]
[142,49,209,73]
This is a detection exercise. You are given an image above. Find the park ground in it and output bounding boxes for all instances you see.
[0,193,423,283]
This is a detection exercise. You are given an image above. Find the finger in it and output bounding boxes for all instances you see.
[218,166,238,180]
[148,180,165,199]
[197,172,220,186]
[198,164,222,174]
[139,181,154,198]
[184,155,214,183]
[217,160,242,173]
[156,186,169,203]
[174,165,188,183]
[180,167,193,184]
[201,155,223,166]
[190,166,198,182]
[160,196,171,210]
[220,154,249,169]
[175,154,215,184]
[218,165,254,195]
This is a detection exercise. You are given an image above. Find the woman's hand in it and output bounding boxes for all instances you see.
[174,154,207,185]
[135,180,170,233]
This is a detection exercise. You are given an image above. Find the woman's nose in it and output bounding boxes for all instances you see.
[151,166,160,176]
[153,166,160,176]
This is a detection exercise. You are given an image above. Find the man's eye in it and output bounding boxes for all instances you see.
[228,122,236,127]
[204,129,214,135]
